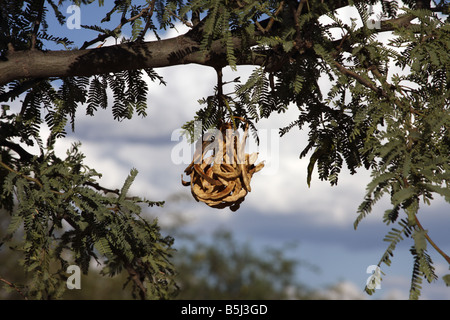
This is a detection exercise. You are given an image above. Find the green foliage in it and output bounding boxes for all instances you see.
[409,246,438,300]
[0,0,172,300]
[259,3,449,298]
[443,274,450,287]
[0,139,176,299]
[347,8,449,297]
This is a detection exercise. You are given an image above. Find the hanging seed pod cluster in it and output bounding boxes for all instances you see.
[181,122,264,211]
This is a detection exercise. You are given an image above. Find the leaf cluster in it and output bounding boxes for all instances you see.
[0,140,176,299]
[349,9,449,298]
[0,0,81,56]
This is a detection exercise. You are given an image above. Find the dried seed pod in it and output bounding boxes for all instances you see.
[181,121,264,211]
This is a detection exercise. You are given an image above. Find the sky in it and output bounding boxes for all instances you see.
[9,1,450,299]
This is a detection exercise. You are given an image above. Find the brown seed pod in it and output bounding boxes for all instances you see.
[181,121,264,211]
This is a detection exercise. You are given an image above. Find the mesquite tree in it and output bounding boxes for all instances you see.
[0,0,449,299]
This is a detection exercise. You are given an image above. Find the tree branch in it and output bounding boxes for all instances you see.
[255,1,285,34]
[80,1,156,50]
[328,12,419,97]
[0,78,44,102]
[0,158,43,188]
[332,60,386,97]
[414,215,450,265]
[31,0,46,50]
[0,32,263,87]
[0,140,34,161]
[124,263,147,300]
[0,158,65,195]
[137,0,158,42]
[379,13,417,32]
[0,277,28,299]
[84,180,120,195]
[0,4,432,88]
[0,1,361,87]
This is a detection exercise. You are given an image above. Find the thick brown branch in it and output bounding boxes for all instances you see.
[0,33,262,86]
[0,4,428,88]
[0,1,367,87]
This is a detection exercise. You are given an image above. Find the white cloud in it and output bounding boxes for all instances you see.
[380,271,450,300]
[380,288,410,300]
[318,281,368,300]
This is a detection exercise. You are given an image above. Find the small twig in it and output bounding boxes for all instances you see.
[336,33,349,53]
[81,3,155,49]
[255,21,266,33]
[290,1,301,34]
[31,0,45,50]
[268,1,285,29]
[0,277,28,299]
[84,180,120,195]
[0,140,34,161]
[167,9,193,28]
[296,0,309,16]
[414,215,450,265]
[137,0,157,42]
[399,143,450,266]
[255,1,285,34]
[332,60,385,97]
[84,181,150,203]
[0,159,64,195]
[116,6,150,31]
[0,159,43,188]
[216,67,225,123]
[80,33,110,50]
